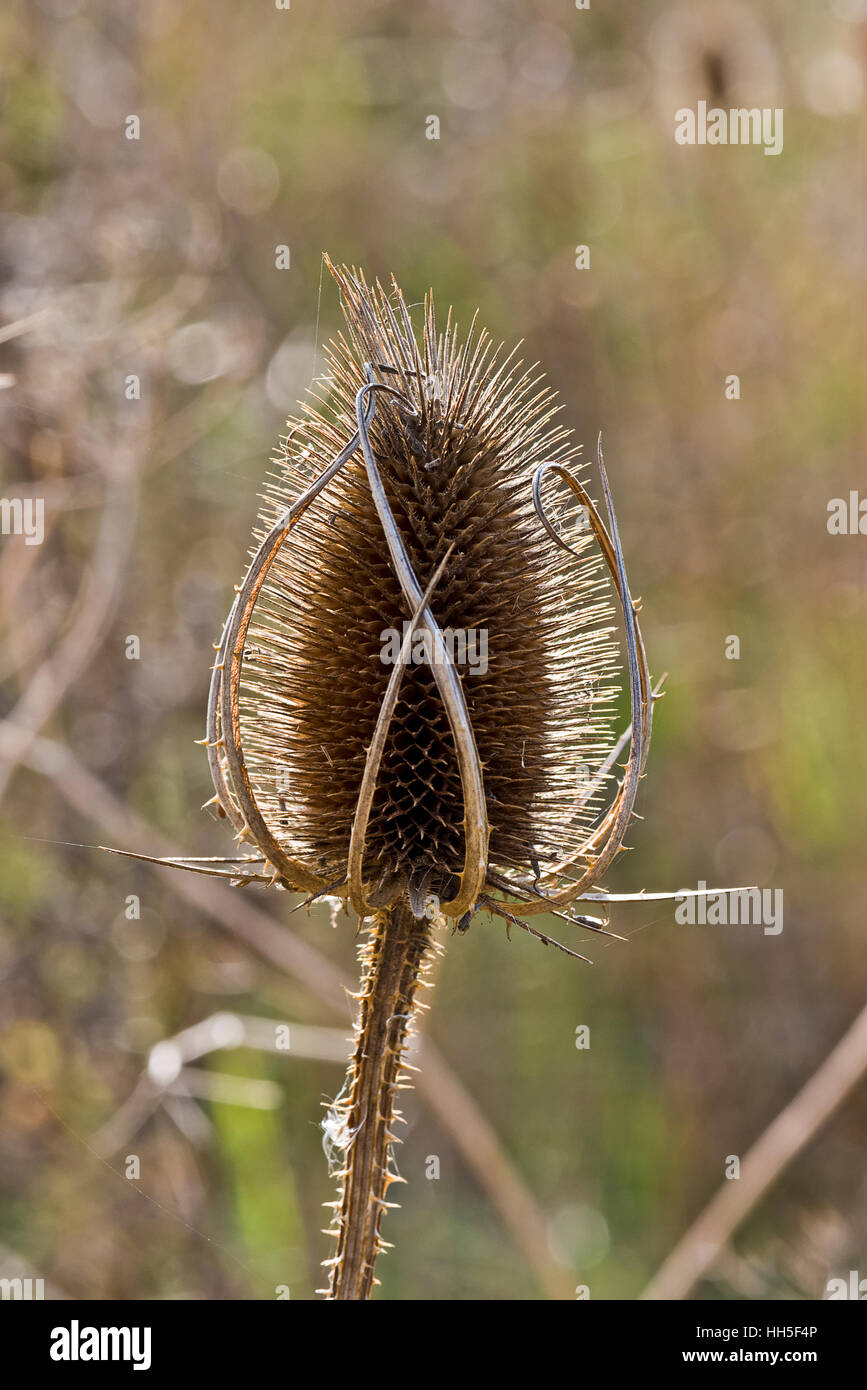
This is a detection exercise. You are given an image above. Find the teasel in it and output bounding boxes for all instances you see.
[103,257,731,1299]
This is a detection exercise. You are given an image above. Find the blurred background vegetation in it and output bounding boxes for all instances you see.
[0,0,865,1301]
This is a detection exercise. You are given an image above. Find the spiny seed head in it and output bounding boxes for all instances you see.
[235,260,620,910]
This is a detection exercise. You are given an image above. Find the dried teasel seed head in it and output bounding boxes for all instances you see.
[228,259,623,918]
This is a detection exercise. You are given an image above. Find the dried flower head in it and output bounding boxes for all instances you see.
[200,259,653,934]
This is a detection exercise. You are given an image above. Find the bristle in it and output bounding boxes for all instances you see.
[237,262,620,906]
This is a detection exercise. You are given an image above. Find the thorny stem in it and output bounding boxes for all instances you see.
[324,901,435,1300]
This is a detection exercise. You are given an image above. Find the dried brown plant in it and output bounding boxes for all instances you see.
[103,258,715,1299]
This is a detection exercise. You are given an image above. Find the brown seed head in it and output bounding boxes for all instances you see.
[235,260,621,912]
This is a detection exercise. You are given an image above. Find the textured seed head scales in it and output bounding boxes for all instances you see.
[236,262,621,907]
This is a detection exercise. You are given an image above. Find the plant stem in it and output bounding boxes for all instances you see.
[324,900,433,1300]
